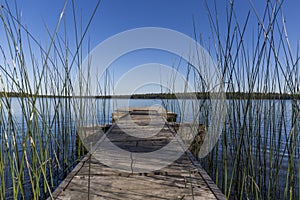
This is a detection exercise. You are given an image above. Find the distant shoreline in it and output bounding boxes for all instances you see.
[1,92,299,100]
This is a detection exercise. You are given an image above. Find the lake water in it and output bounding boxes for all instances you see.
[0,97,299,199]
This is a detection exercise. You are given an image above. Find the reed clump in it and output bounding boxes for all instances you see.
[194,1,300,199]
[0,1,101,199]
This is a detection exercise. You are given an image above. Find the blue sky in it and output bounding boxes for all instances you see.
[8,0,299,48]
[1,0,300,94]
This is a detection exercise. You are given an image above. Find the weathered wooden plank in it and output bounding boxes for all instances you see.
[50,108,225,200]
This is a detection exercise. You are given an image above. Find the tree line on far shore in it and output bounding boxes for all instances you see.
[1,91,299,100]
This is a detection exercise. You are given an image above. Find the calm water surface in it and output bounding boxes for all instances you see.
[1,98,299,199]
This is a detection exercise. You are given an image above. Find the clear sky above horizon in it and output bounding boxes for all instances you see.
[1,0,300,94]
[6,0,300,49]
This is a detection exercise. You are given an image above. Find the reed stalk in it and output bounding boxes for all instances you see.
[0,0,101,199]
[197,0,299,199]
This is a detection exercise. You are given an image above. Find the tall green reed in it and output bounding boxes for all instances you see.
[0,0,101,199]
[195,0,300,199]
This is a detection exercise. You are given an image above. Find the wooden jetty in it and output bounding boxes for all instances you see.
[112,107,177,122]
[50,107,225,200]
